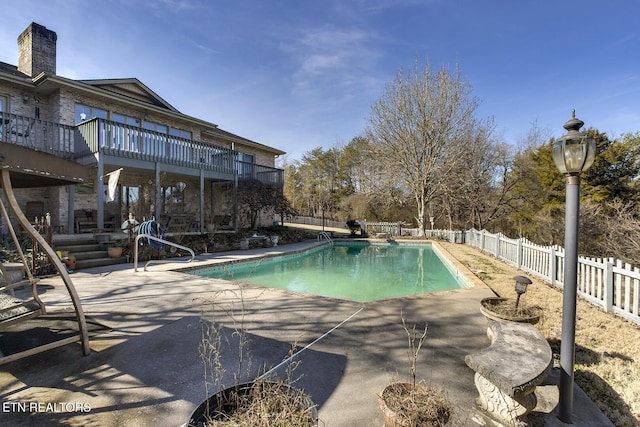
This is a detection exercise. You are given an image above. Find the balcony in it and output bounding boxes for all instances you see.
[0,113,283,186]
[0,112,76,159]
[236,160,284,185]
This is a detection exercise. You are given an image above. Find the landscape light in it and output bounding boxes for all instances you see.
[513,275,532,309]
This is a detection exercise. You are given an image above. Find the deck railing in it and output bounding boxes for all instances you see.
[1,113,283,186]
[0,112,76,158]
[76,118,240,175]
[237,160,284,186]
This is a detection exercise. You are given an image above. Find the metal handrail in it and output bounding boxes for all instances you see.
[134,234,195,272]
[317,231,333,245]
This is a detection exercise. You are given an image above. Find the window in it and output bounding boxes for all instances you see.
[75,104,107,124]
[111,113,140,151]
[143,121,168,156]
[238,153,254,163]
[112,113,140,127]
[169,128,192,140]
[237,153,254,178]
[123,185,141,219]
[168,128,193,160]
[0,95,6,141]
[161,185,184,210]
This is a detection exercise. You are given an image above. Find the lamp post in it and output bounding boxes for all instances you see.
[551,110,596,423]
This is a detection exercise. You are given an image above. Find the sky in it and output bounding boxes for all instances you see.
[1,1,639,161]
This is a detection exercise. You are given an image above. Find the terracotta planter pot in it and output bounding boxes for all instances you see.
[379,383,451,427]
[480,297,541,324]
[107,246,123,258]
[189,381,317,427]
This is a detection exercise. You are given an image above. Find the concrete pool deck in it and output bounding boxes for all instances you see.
[0,239,613,426]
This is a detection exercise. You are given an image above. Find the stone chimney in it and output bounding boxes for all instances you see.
[17,22,57,77]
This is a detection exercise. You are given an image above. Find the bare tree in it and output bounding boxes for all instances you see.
[366,60,482,235]
[237,179,292,229]
[431,121,508,230]
[601,200,640,266]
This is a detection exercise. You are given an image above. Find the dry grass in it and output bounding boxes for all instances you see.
[380,382,452,426]
[202,380,316,427]
[440,242,640,427]
[480,297,542,320]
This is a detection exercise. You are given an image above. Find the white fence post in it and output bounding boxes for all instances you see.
[550,246,557,286]
[604,259,614,313]
[517,238,523,269]
[634,267,639,317]
[624,262,632,313]
[616,259,623,309]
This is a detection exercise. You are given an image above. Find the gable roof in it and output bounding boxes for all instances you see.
[78,78,179,112]
[204,127,286,156]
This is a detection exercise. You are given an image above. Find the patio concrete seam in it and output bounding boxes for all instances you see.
[259,306,365,380]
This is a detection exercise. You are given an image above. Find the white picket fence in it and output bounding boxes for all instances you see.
[360,221,404,236]
[287,216,347,230]
[466,229,640,326]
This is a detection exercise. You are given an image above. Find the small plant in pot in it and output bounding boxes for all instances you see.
[190,376,317,426]
[379,315,452,427]
[189,284,317,427]
[480,275,542,324]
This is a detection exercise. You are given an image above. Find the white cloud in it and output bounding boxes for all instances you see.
[280,25,383,97]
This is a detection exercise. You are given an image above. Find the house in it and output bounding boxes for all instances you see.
[0,22,285,235]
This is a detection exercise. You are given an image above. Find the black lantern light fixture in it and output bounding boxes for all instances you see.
[552,110,596,424]
[513,275,532,309]
[552,110,597,176]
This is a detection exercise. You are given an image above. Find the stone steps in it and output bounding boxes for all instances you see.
[53,237,127,270]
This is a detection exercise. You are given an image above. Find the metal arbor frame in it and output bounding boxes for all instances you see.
[0,169,90,364]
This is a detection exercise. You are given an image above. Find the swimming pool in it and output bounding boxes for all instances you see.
[188,242,470,302]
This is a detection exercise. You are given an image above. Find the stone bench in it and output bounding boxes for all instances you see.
[465,320,552,427]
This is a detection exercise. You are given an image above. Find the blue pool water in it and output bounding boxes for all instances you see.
[188,242,468,302]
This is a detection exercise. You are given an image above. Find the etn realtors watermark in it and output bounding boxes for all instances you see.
[2,401,91,413]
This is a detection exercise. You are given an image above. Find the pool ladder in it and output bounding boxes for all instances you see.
[318,231,334,246]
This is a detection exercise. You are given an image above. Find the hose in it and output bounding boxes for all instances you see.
[137,220,165,250]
